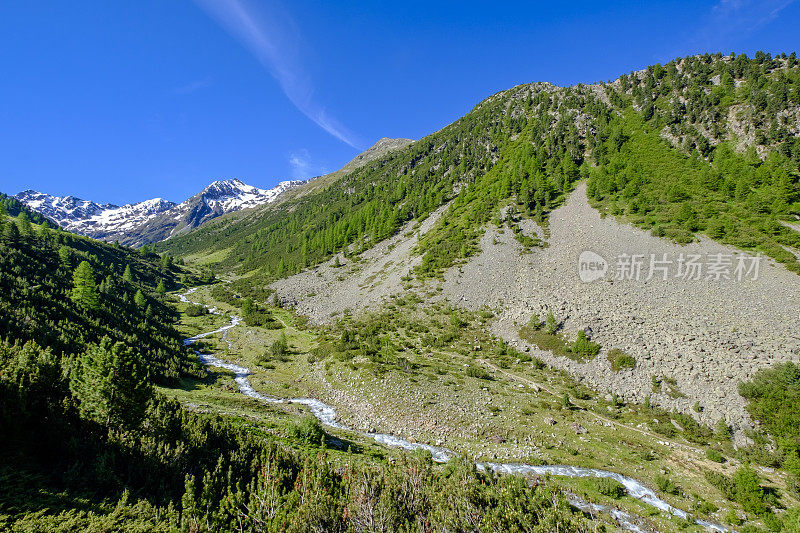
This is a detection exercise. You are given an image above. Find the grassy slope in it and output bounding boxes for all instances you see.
[163,284,800,532]
[159,54,800,284]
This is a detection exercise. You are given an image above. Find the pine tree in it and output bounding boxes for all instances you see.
[71,261,99,310]
[134,289,147,308]
[68,337,152,427]
[123,264,134,283]
[156,279,166,296]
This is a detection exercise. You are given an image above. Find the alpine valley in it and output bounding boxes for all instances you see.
[14,178,304,246]
[3,52,800,533]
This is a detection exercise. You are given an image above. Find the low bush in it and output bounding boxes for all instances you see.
[466,366,492,380]
[287,416,325,446]
[268,333,289,358]
[572,331,600,358]
[706,449,725,463]
[607,349,636,371]
[656,475,679,495]
[185,303,208,317]
[594,477,626,499]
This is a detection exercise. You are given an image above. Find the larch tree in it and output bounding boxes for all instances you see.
[71,261,99,310]
[123,264,134,283]
[134,289,147,308]
[3,220,19,243]
[16,212,33,237]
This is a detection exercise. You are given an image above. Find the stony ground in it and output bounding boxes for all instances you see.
[271,202,449,323]
[269,182,800,435]
[441,183,800,436]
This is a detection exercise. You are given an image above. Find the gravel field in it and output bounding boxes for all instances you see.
[271,202,449,323]
[441,183,800,437]
[271,182,800,436]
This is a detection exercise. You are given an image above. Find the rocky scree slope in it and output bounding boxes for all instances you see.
[170,52,800,431]
[270,181,800,434]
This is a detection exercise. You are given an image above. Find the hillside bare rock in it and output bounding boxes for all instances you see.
[271,181,800,432]
[440,182,800,433]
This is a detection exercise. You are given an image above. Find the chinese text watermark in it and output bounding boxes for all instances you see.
[578,251,761,283]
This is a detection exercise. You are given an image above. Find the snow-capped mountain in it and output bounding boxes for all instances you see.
[15,178,303,246]
[199,179,298,211]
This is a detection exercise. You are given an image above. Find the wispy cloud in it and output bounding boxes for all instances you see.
[657,0,796,63]
[697,0,796,49]
[173,76,213,95]
[288,148,327,178]
[193,0,363,149]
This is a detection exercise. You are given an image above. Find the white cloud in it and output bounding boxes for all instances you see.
[288,149,327,178]
[193,0,363,149]
[704,0,796,43]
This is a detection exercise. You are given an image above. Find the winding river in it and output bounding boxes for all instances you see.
[179,288,729,533]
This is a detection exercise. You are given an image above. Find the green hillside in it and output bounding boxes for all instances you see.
[0,209,196,382]
[4,52,800,532]
[0,192,52,225]
[157,52,800,280]
[0,209,591,531]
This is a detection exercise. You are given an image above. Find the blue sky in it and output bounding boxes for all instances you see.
[1,0,799,204]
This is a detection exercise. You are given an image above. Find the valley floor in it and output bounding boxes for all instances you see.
[272,182,800,437]
[165,284,800,532]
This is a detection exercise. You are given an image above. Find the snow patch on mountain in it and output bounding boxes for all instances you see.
[197,179,300,212]
[15,178,303,246]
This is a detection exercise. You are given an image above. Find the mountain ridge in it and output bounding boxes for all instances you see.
[15,137,416,247]
[15,177,304,247]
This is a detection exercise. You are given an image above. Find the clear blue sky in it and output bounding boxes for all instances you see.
[1,0,799,205]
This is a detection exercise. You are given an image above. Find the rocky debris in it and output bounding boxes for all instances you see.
[265,177,800,435]
[272,202,450,323]
[440,182,800,432]
[571,422,587,435]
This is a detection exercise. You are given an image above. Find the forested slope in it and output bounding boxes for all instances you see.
[0,208,196,382]
[0,212,591,531]
[158,52,800,280]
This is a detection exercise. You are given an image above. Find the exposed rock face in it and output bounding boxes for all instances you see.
[278,138,415,202]
[337,137,415,175]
